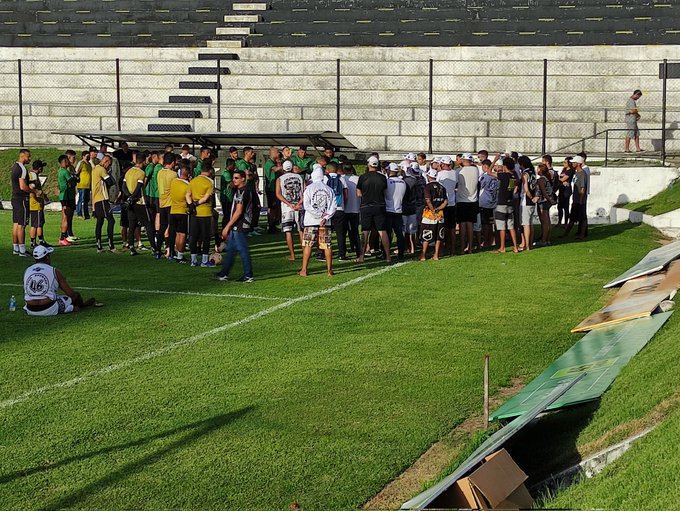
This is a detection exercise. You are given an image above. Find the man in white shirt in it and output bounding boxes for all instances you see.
[385,163,407,261]
[299,168,337,277]
[340,163,361,260]
[436,155,458,256]
[456,153,481,254]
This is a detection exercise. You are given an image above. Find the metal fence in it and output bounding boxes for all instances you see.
[0,57,677,159]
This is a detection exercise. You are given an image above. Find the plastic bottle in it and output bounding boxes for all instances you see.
[9,295,16,312]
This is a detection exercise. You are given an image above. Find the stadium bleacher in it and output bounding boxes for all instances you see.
[1,0,678,47]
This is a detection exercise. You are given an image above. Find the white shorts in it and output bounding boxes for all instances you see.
[24,296,74,316]
[402,214,418,234]
[522,204,538,226]
[281,208,302,233]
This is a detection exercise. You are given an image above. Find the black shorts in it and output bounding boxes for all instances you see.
[94,200,113,220]
[443,206,457,228]
[360,205,387,231]
[170,213,189,234]
[11,197,29,225]
[421,223,445,243]
[145,197,158,218]
[120,208,129,228]
[30,210,45,228]
[60,199,76,209]
[159,206,170,226]
[457,201,479,223]
[480,207,495,226]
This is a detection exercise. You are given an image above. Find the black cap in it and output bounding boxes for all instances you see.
[229,146,238,153]
[299,145,308,151]
[88,146,97,152]
[32,160,46,169]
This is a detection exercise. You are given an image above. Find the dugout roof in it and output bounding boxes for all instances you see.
[51,131,357,152]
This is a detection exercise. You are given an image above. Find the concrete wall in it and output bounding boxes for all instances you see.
[1,45,680,152]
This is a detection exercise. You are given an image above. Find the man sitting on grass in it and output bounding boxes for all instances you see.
[23,245,100,316]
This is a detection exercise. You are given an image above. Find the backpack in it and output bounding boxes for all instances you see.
[524,168,537,196]
[326,174,343,207]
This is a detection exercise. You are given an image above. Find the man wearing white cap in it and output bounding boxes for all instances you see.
[357,156,391,264]
[420,168,448,261]
[23,245,98,316]
[562,155,588,240]
[436,156,458,256]
[299,167,337,276]
[456,153,481,254]
[385,163,407,261]
[276,159,305,261]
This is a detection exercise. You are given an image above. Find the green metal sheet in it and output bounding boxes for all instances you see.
[491,312,673,421]
[400,376,583,510]
[604,240,680,288]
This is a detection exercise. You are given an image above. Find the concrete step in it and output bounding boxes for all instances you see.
[197,53,240,60]
[168,95,213,104]
[158,109,203,118]
[148,123,192,132]
[207,39,244,47]
[233,3,268,10]
[223,14,260,22]
[216,26,252,35]
[178,81,222,89]
[188,66,231,75]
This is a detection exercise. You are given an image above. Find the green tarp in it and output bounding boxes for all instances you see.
[491,312,673,421]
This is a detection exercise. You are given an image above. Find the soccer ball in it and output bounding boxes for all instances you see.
[209,252,223,265]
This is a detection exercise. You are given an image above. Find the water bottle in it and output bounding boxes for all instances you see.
[9,295,16,312]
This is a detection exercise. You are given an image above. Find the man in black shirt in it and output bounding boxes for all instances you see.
[112,141,133,165]
[493,157,519,253]
[216,170,254,283]
[11,149,36,257]
[356,156,391,264]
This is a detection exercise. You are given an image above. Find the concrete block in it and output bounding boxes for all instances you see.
[222,89,334,105]
[48,105,118,117]
[402,120,488,137]
[216,27,252,35]
[341,90,428,107]
[343,135,387,151]
[341,107,414,122]
[432,137,478,153]
[22,115,103,131]
[302,107,336,120]
[0,105,20,116]
[386,136,429,152]
[340,61,429,76]
[545,122,597,139]
[288,119,339,132]
[340,75,428,91]
[227,61,278,75]
[488,121,543,138]
[0,116,13,130]
[0,129,80,147]
[223,14,259,22]
[224,74,335,90]
[194,118,288,132]
[233,3,268,10]
[275,61,338,76]
[335,119,400,136]
[207,40,243,48]
[475,137,543,154]
[221,105,302,120]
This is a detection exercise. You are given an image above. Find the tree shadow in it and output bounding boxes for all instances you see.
[0,407,254,510]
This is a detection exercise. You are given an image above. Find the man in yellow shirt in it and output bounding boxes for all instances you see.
[186,158,215,267]
[123,159,157,257]
[156,152,177,259]
[168,162,191,263]
[28,160,49,250]
[91,155,118,253]
[75,149,92,220]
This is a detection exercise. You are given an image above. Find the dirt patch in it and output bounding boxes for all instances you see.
[579,390,680,457]
[364,378,524,510]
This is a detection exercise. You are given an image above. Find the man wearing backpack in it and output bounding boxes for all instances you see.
[518,155,539,251]
[324,162,348,262]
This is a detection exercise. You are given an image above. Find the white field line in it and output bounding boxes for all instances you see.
[0,283,282,301]
[0,262,408,411]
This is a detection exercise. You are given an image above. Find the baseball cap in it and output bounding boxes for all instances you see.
[312,163,324,173]
[431,156,442,164]
[283,160,293,172]
[32,160,46,170]
[311,168,324,182]
[404,152,416,161]
[388,162,399,172]
[572,155,585,165]
[462,153,475,162]
[440,156,453,165]
[33,245,54,260]
[399,161,409,170]
[426,168,438,179]
[367,156,379,167]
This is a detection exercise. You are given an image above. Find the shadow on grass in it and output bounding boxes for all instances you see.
[0,407,254,509]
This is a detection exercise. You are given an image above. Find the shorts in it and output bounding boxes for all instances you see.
[443,206,457,229]
[94,200,113,220]
[281,208,302,233]
[145,197,158,218]
[302,226,332,250]
[625,116,639,138]
[24,296,74,316]
[480,207,495,226]
[457,201,478,223]
[30,210,45,228]
[120,207,129,228]
[521,203,538,226]
[538,202,552,214]
[571,200,587,222]
[494,205,515,231]
[170,213,189,234]
[60,199,76,209]
[360,205,387,232]
[421,222,445,243]
[159,206,170,226]
[11,197,29,225]
[402,214,418,234]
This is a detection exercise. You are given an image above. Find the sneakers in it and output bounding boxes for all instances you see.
[237,276,255,283]
[122,243,130,250]
[214,273,229,281]
[130,249,139,256]
[97,247,105,253]
[17,251,29,257]
[109,248,120,254]
[176,258,188,264]
[154,253,162,260]
[201,261,216,268]
[59,239,72,246]
[39,240,52,248]
[66,235,78,242]
[337,256,350,261]
[137,245,148,252]
[30,243,36,252]
[190,261,200,267]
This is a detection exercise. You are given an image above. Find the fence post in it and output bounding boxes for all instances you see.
[428,59,434,154]
[662,59,668,165]
[17,59,24,147]
[541,58,548,155]
[336,59,341,133]
[605,130,609,167]
[217,58,222,132]
[115,58,121,131]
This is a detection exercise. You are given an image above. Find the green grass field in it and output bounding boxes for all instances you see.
[0,211,673,510]
[624,179,680,216]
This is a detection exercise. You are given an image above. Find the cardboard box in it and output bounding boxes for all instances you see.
[429,449,534,510]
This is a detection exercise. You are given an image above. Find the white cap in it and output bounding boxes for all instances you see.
[431,156,442,164]
[440,156,453,165]
[312,163,324,173]
[33,245,54,259]
[462,153,475,162]
[427,168,438,179]
[283,160,293,172]
[399,160,409,170]
[494,159,504,166]
[367,156,379,167]
[388,162,399,172]
[311,168,324,182]
[572,155,585,165]
[404,152,416,161]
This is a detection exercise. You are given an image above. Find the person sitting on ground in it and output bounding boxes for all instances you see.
[23,245,99,316]
[420,168,447,261]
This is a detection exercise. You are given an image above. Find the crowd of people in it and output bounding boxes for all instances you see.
[10,144,592,286]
